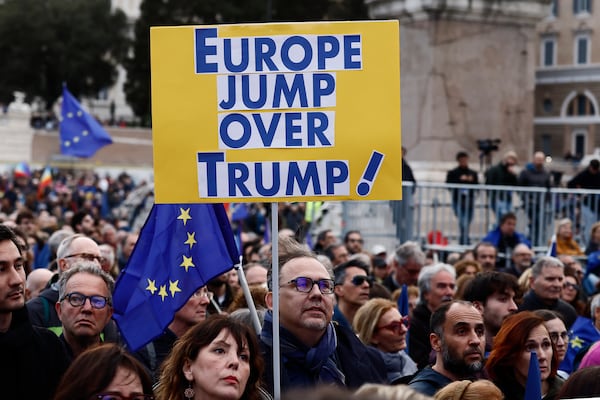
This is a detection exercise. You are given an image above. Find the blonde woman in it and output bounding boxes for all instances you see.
[554,218,584,256]
[434,380,503,400]
[353,298,418,384]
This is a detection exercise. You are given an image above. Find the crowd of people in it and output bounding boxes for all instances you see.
[3,157,600,400]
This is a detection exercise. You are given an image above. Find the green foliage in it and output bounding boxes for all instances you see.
[124,0,368,126]
[0,0,129,108]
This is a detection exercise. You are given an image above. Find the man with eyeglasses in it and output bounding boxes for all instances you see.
[134,286,212,382]
[27,234,106,334]
[56,261,114,361]
[259,237,386,395]
[409,301,486,396]
[332,259,372,331]
[344,230,364,255]
[0,224,68,399]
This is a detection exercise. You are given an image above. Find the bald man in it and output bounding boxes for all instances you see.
[25,269,54,301]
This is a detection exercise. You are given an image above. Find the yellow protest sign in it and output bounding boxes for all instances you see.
[151,20,401,203]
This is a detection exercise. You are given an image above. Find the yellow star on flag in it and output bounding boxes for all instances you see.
[158,285,168,301]
[570,336,584,349]
[184,232,197,249]
[145,279,157,295]
[169,280,182,297]
[180,255,195,272]
[177,207,192,226]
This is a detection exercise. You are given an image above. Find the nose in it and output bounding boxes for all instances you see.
[508,299,518,312]
[467,330,481,346]
[8,266,24,287]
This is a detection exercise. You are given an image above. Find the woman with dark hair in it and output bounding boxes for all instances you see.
[534,310,570,379]
[485,311,564,400]
[53,343,154,400]
[156,314,266,400]
[557,365,600,398]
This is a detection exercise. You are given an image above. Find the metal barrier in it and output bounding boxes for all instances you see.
[339,182,600,254]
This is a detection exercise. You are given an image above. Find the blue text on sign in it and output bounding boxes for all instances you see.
[196,152,349,198]
[195,29,362,74]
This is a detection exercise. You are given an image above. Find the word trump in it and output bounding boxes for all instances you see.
[197,152,349,198]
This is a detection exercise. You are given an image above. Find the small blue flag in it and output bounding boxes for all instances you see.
[398,284,409,317]
[112,203,240,351]
[546,234,557,257]
[60,85,113,158]
[524,351,541,400]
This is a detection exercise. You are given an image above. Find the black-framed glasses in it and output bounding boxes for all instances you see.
[61,292,111,309]
[377,317,410,334]
[549,331,569,343]
[563,282,579,291]
[350,275,373,287]
[91,393,154,400]
[285,277,335,294]
[64,253,104,264]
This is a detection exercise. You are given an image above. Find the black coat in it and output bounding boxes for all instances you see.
[259,322,387,395]
[0,307,69,400]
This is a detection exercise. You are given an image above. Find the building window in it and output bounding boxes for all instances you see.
[541,134,552,156]
[552,0,559,16]
[541,38,556,67]
[567,93,596,115]
[573,131,586,159]
[574,34,590,64]
[573,0,592,14]
[543,98,553,113]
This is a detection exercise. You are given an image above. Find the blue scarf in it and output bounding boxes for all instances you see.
[261,311,345,388]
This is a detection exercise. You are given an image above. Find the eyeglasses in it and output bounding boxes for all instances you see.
[91,393,154,400]
[377,317,410,334]
[192,289,214,300]
[61,292,111,309]
[285,277,335,294]
[549,331,569,343]
[64,253,104,264]
[350,275,373,287]
[563,282,579,291]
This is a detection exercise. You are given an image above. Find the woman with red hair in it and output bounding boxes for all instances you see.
[485,311,564,400]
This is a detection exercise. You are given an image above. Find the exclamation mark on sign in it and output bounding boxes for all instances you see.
[356,151,385,196]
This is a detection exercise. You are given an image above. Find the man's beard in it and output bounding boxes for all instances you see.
[441,343,483,378]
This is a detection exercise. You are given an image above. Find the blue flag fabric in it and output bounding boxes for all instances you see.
[559,316,600,373]
[397,284,409,317]
[60,86,113,158]
[524,351,541,400]
[112,203,239,351]
[546,234,557,257]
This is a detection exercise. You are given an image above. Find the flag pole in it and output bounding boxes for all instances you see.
[235,255,262,333]
[271,202,281,400]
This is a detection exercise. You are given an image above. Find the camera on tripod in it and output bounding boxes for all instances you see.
[477,139,501,155]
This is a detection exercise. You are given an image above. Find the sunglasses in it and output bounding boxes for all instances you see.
[377,317,410,334]
[563,282,579,291]
[350,275,373,287]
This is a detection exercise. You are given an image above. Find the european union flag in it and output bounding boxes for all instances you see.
[524,351,541,400]
[559,316,600,373]
[60,85,113,158]
[112,203,240,351]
